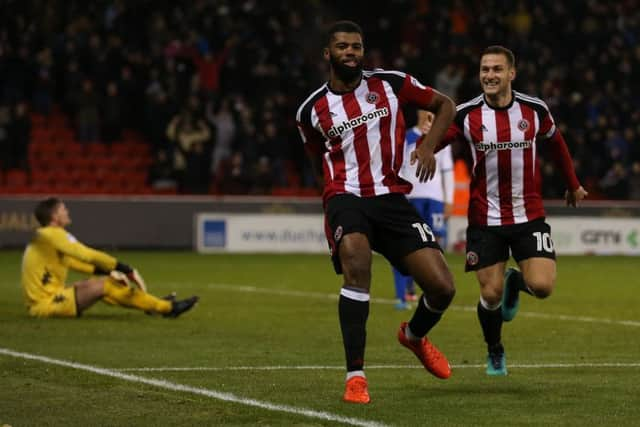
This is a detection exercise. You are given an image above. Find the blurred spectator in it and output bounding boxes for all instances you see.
[604,129,629,164]
[435,62,464,101]
[623,127,638,163]
[1,44,31,104]
[75,80,100,143]
[599,162,628,199]
[166,106,211,193]
[629,162,640,200]
[145,90,175,154]
[250,156,274,195]
[192,36,236,99]
[182,141,211,194]
[63,59,84,116]
[449,0,471,47]
[508,1,533,37]
[217,151,251,195]
[206,97,236,174]
[148,149,177,191]
[246,121,283,185]
[165,43,196,105]
[32,49,54,115]
[0,104,11,171]
[117,65,140,129]
[539,159,565,199]
[101,81,123,144]
[9,102,31,170]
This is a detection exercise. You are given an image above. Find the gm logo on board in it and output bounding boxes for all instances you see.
[203,220,226,248]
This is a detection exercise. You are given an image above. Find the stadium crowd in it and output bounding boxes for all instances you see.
[1,0,639,199]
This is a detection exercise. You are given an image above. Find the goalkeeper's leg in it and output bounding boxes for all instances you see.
[102,277,172,314]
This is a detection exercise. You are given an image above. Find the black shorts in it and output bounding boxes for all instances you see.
[325,193,441,275]
[465,217,556,271]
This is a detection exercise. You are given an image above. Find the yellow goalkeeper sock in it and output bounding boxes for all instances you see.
[102,277,172,314]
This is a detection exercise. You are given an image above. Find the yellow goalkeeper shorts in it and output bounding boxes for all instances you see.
[28,287,78,318]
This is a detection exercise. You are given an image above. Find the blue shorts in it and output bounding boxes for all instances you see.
[408,198,446,238]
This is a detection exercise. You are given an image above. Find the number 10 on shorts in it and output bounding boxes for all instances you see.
[533,231,554,252]
[412,222,435,242]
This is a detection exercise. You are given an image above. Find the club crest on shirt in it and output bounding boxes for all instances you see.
[466,251,479,266]
[334,225,343,242]
[365,91,379,104]
[517,119,530,131]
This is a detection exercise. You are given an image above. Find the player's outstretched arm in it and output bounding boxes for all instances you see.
[38,227,118,272]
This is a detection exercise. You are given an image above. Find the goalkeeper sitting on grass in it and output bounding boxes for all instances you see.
[21,197,199,318]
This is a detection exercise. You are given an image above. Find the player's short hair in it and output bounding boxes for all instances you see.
[326,20,363,46]
[482,45,516,68]
[34,197,62,226]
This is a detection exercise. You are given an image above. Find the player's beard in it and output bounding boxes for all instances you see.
[329,54,363,84]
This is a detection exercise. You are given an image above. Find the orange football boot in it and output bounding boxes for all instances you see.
[397,321,451,379]
[343,376,370,404]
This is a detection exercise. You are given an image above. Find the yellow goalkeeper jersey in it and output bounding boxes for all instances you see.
[21,226,117,308]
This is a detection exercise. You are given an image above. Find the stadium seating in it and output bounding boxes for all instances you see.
[3,169,30,193]
[19,108,158,195]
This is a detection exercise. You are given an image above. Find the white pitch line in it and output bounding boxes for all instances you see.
[0,347,388,427]
[204,283,640,328]
[119,362,640,372]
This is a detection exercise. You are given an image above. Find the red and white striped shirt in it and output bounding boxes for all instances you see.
[442,91,579,226]
[296,70,434,202]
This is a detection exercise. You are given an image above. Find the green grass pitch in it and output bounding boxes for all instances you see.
[0,250,638,426]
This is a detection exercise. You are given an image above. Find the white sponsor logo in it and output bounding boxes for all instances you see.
[474,140,533,151]
[327,107,389,138]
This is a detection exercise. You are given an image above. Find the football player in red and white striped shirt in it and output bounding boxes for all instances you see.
[296,21,456,403]
[437,46,588,375]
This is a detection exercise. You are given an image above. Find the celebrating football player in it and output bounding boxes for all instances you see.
[296,20,457,404]
[436,46,587,375]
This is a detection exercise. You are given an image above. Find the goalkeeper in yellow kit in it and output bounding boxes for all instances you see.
[22,197,199,318]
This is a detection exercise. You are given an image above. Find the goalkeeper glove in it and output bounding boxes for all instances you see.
[109,270,130,286]
[114,262,148,292]
[127,269,147,292]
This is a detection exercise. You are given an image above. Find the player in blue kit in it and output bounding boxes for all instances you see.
[392,110,454,310]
